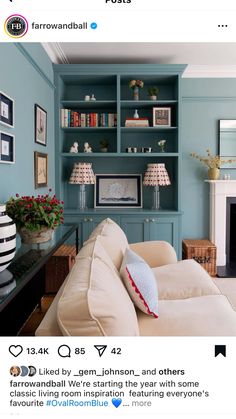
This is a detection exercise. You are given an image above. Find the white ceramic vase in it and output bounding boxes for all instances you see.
[0,204,16,272]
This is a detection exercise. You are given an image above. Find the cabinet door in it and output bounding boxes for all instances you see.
[148,216,179,253]
[120,217,150,244]
[82,215,120,242]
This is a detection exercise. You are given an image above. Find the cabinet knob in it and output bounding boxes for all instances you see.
[145,218,149,223]
[89,218,93,222]
[151,218,156,222]
[84,217,88,222]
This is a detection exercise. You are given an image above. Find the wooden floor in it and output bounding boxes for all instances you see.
[19,295,54,336]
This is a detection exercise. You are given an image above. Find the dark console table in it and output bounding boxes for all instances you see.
[0,224,78,336]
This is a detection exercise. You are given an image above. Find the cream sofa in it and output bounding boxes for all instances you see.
[36,218,236,336]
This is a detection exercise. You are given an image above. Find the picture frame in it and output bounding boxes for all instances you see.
[153,107,171,127]
[0,131,15,164]
[94,174,142,208]
[0,92,14,127]
[34,151,48,188]
[35,104,47,146]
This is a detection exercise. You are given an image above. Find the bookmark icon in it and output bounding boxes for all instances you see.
[215,345,226,357]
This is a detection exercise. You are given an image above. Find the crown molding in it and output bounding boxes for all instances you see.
[183,65,236,78]
[14,43,55,89]
[41,43,69,64]
[40,46,236,78]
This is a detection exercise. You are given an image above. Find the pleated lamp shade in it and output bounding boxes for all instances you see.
[69,162,95,185]
[143,163,171,186]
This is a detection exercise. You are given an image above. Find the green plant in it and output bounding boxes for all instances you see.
[190,149,236,169]
[6,191,64,231]
[148,86,159,96]
[158,139,166,152]
[100,138,109,148]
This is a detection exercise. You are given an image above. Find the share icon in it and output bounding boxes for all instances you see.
[94,345,107,357]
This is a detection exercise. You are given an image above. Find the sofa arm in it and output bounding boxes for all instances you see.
[129,241,177,268]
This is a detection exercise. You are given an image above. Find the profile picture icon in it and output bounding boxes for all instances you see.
[4,15,29,38]
[10,366,20,377]
[28,366,37,377]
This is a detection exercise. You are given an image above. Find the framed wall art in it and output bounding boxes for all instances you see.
[153,107,171,127]
[94,174,142,208]
[34,151,48,188]
[0,132,15,164]
[0,92,14,127]
[35,104,47,146]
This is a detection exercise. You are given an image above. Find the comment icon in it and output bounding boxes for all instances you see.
[58,344,71,358]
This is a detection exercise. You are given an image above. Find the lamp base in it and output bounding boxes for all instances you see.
[79,184,87,210]
[152,185,160,210]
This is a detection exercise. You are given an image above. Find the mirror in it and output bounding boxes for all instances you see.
[219,119,236,168]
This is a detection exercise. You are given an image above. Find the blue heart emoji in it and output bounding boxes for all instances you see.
[112,398,122,408]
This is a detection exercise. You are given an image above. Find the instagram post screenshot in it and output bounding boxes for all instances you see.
[0,1,236,418]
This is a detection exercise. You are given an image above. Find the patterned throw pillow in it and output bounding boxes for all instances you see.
[120,248,158,318]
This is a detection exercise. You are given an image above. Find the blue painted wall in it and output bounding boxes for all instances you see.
[0,43,54,202]
[1,44,235,242]
[181,78,236,239]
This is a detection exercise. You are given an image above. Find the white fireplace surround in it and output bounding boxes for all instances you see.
[207,180,236,266]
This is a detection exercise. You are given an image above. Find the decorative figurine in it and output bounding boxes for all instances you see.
[84,142,92,152]
[70,142,79,153]
[90,94,96,101]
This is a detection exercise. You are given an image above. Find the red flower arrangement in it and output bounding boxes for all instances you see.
[6,190,64,232]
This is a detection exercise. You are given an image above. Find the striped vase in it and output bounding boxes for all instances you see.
[0,204,16,272]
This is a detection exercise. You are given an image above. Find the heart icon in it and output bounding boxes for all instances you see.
[112,398,122,408]
[9,345,23,357]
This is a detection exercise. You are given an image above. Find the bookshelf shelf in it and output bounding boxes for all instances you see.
[61,100,117,109]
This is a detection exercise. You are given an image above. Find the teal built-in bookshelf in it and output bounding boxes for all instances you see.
[54,64,186,258]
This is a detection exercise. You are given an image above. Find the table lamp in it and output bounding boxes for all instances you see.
[69,162,95,210]
[143,163,171,210]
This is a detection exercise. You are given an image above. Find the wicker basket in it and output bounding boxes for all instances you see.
[182,239,217,276]
[45,244,76,293]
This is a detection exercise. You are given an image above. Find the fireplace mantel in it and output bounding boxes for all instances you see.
[206,180,236,266]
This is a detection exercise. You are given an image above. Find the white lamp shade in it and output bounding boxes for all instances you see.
[143,163,171,186]
[69,162,95,185]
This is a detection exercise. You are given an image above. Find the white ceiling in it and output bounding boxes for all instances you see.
[42,42,236,77]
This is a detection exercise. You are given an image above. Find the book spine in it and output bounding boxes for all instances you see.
[68,110,71,127]
[70,111,74,127]
[61,109,65,127]
[95,113,98,127]
[74,112,79,127]
[64,109,69,127]
[86,113,90,127]
[81,113,86,127]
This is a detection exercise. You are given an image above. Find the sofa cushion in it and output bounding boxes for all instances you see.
[120,248,158,318]
[88,218,129,269]
[137,295,236,336]
[57,255,139,336]
[76,235,116,272]
[152,259,220,300]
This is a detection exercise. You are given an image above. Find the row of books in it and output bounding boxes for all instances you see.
[61,109,117,127]
[125,118,149,127]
